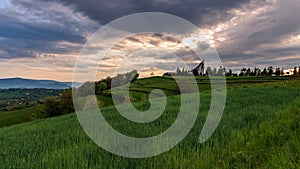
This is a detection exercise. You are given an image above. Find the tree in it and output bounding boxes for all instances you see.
[112,74,123,87]
[99,82,107,93]
[130,70,139,82]
[275,67,281,76]
[280,68,284,76]
[253,67,259,76]
[192,69,199,76]
[262,68,267,76]
[294,67,298,76]
[176,67,181,75]
[267,66,273,76]
[217,66,224,76]
[213,68,217,76]
[96,82,107,95]
[246,68,251,76]
[206,67,212,76]
[257,69,261,76]
[239,68,247,76]
[78,82,95,97]
[229,69,232,76]
[181,68,188,75]
[44,96,60,117]
[60,89,74,115]
[226,69,232,76]
[95,70,138,90]
[105,76,112,89]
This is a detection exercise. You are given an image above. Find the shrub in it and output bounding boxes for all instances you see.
[44,96,60,117]
[60,89,75,115]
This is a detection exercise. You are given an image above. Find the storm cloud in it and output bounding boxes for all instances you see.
[0,0,299,81]
[0,0,99,59]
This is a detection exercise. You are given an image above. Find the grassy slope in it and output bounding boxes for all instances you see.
[0,79,300,168]
[0,76,294,127]
[0,105,45,127]
[99,76,293,107]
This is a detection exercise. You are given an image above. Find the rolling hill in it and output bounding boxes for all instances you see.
[0,79,300,168]
[0,77,82,89]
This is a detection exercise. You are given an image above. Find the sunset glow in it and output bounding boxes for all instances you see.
[0,0,299,81]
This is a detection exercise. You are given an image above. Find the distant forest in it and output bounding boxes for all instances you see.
[173,66,300,77]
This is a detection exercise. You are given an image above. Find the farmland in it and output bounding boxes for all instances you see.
[0,76,299,168]
[0,88,63,112]
[0,88,63,127]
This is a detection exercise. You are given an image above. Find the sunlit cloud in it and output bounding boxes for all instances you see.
[0,0,299,81]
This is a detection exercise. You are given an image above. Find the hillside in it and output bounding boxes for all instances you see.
[0,78,82,89]
[0,76,296,127]
[0,78,299,168]
[0,105,44,127]
[96,76,293,107]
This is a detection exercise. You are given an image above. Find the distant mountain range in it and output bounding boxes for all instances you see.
[0,78,82,89]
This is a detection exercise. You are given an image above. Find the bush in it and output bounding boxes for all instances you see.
[95,82,107,95]
[44,96,60,117]
[59,89,74,115]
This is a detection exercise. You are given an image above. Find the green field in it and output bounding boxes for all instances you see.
[0,76,300,168]
[0,105,45,127]
[0,76,294,127]
[97,76,295,107]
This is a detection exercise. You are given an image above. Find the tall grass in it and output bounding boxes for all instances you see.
[0,84,299,168]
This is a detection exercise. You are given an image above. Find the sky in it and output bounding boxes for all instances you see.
[0,0,299,82]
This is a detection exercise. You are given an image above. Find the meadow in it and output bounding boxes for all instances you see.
[0,105,45,127]
[0,76,299,168]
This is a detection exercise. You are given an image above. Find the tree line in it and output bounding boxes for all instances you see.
[76,70,139,97]
[206,66,298,76]
[44,89,74,117]
[173,66,300,76]
[233,66,300,76]
[43,70,139,117]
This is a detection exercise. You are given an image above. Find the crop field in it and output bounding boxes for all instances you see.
[0,77,299,168]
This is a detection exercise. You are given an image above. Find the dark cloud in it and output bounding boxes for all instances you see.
[51,0,300,70]
[0,19,85,43]
[0,37,82,59]
[45,0,250,26]
[126,37,143,43]
[217,0,300,54]
[254,58,300,68]
[263,47,300,57]
[0,0,299,76]
[0,0,99,59]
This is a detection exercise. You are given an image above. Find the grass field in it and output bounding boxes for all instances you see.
[0,76,299,168]
[0,105,45,127]
[98,76,295,107]
[0,76,295,127]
